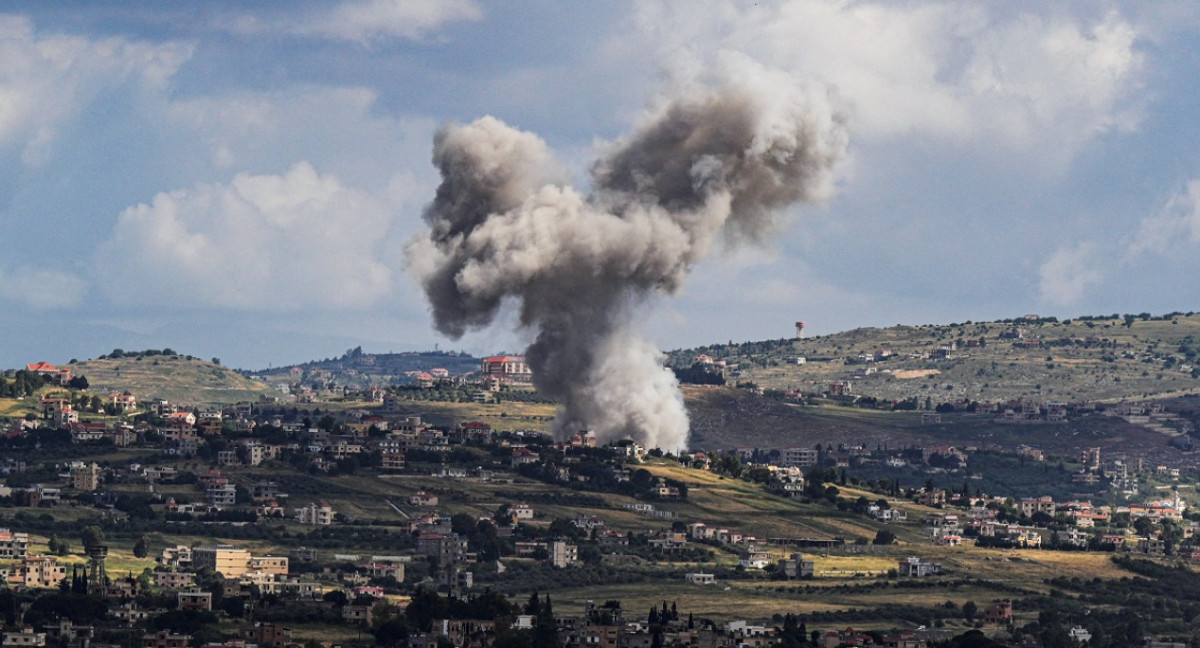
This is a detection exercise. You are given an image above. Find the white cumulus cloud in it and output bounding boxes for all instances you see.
[1127,179,1200,258]
[0,265,85,309]
[1039,242,1103,307]
[630,1,1144,165]
[0,14,191,166]
[165,86,439,192]
[96,162,400,311]
[228,0,483,44]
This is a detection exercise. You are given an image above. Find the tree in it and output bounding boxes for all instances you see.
[48,535,69,556]
[136,568,154,594]
[823,485,839,502]
[133,536,150,559]
[962,600,978,622]
[713,454,743,478]
[872,530,896,545]
[375,618,409,647]
[451,513,477,536]
[548,518,584,541]
[149,609,218,634]
[221,596,246,618]
[1133,516,1156,538]
[234,484,252,506]
[779,614,806,648]
[80,526,104,553]
[525,591,542,616]
[533,594,558,648]
[24,593,108,627]
[495,504,513,526]
[471,519,504,561]
[943,630,1005,648]
[1161,518,1184,555]
[405,589,450,633]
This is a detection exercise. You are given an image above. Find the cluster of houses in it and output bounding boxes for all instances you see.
[408,501,591,589]
[0,593,1006,648]
[10,390,530,465]
[721,438,1196,561]
[370,354,533,394]
[7,354,1200,647]
[910,486,1193,554]
[4,398,564,503]
[4,621,297,648]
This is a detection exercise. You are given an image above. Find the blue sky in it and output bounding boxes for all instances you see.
[1,0,1199,370]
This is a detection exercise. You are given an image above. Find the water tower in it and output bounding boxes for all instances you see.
[87,544,108,597]
[795,321,806,338]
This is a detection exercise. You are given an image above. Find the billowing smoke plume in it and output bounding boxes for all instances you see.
[407,54,847,451]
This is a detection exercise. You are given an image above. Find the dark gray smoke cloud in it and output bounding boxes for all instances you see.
[407,54,847,451]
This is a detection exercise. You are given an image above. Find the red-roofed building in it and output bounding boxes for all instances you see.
[109,393,138,411]
[511,447,540,468]
[985,599,1013,625]
[353,585,384,599]
[167,412,197,426]
[480,355,532,384]
[27,362,71,385]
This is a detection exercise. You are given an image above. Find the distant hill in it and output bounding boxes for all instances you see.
[669,311,1200,406]
[247,348,483,390]
[16,312,1200,454]
[70,352,278,405]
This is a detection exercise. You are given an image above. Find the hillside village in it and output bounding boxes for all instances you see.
[675,312,1200,412]
[3,338,1200,648]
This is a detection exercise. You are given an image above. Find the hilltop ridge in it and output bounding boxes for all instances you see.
[668,311,1200,406]
[246,348,483,390]
[15,312,1200,409]
[70,352,277,405]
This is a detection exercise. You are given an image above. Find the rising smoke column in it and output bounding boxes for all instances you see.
[407,54,848,451]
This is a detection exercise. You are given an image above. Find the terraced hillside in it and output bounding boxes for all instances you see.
[71,354,278,405]
[671,312,1200,406]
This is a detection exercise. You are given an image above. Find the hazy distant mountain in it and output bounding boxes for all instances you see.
[246,348,483,389]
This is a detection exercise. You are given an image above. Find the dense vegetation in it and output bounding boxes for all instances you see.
[0,368,52,398]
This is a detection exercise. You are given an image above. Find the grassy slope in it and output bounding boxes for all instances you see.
[681,384,1172,456]
[68,356,278,405]
[377,400,557,433]
[715,315,1200,405]
[0,397,27,417]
